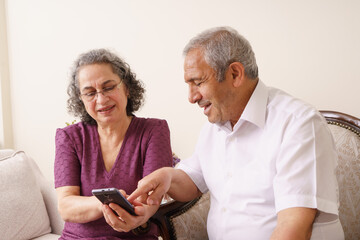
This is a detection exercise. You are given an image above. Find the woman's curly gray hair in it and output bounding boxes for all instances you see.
[67,49,145,124]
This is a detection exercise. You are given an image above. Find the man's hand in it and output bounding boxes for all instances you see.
[128,167,173,206]
[128,167,201,205]
[271,207,317,240]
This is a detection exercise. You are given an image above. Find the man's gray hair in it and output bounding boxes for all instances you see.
[183,26,258,82]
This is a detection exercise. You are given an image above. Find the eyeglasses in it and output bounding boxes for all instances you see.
[79,81,123,102]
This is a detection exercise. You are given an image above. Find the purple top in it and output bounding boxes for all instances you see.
[55,117,172,239]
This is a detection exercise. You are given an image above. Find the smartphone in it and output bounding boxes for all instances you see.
[92,188,136,216]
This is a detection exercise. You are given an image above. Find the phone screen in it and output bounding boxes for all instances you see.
[92,188,136,216]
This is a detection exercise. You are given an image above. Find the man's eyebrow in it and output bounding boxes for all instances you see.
[185,77,201,83]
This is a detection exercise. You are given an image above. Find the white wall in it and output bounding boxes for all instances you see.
[0,0,13,149]
[5,0,360,182]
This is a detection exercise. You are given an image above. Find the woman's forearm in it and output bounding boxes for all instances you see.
[56,186,103,223]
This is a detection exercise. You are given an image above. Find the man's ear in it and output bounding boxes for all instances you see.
[228,62,245,87]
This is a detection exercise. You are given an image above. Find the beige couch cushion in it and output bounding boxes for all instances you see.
[171,192,210,240]
[0,150,51,240]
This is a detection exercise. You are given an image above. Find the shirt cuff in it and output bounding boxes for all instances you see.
[176,162,208,193]
[275,194,339,216]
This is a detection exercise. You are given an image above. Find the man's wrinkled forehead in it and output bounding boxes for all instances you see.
[184,50,206,80]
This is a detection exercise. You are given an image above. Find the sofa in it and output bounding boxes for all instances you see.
[0,148,199,240]
[0,148,201,240]
[0,149,64,240]
[0,148,205,240]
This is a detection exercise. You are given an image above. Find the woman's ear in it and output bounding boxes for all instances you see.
[228,62,245,87]
[125,86,130,98]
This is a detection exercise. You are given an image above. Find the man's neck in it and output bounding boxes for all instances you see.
[229,78,259,129]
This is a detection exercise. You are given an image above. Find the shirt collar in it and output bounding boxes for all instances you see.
[216,80,268,132]
[239,80,268,129]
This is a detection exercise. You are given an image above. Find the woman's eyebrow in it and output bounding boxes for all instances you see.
[101,79,117,86]
[81,85,94,92]
[81,79,117,91]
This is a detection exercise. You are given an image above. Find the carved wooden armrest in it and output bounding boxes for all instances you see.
[150,197,201,240]
[151,192,210,240]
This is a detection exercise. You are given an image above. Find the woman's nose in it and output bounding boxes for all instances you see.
[95,91,110,103]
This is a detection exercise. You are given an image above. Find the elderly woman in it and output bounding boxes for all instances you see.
[54,49,172,239]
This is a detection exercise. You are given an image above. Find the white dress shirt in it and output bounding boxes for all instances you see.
[178,80,344,240]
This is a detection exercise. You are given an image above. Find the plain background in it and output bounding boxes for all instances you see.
[1,0,359,183]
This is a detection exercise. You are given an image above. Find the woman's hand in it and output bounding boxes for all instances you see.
[102,190,159,233]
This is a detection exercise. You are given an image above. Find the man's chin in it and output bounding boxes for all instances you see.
[207,119,215,123]
[206,115,220,124]
[206,115,228,125]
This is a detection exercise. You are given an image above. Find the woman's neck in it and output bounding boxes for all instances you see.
[97,115,133,143]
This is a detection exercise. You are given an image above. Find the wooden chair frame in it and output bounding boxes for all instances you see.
[320,110,360,136]
[151,197,201,240]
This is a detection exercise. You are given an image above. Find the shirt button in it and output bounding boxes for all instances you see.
[222,207,227,213]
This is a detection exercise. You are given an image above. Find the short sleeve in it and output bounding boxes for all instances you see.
[54,128,81,188]
[142,120,173,177]
[177,124,208,193]
[177,154,208,193]
[273,111,339,216]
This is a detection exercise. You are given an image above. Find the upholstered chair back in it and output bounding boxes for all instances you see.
[321,111,360,240]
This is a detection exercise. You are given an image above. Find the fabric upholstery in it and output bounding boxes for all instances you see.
[0,149,15,159]
[32,233,62,240]
[171,192,210,240]
[328,124,360,240]
[27,151,64,235]
[0,151,52,240]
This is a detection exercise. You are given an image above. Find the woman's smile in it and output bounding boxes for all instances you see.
[97,104,116,113]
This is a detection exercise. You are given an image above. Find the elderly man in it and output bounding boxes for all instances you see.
[129,27,344,239]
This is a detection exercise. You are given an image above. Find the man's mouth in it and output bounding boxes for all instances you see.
[203,103,212,115]
[198,100,211,115]
[97,105,115,112]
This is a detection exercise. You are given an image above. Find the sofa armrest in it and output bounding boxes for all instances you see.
[27,154,64,234]
[151,192,210,240]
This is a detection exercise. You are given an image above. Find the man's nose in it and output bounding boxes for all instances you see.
[188,86,201,104]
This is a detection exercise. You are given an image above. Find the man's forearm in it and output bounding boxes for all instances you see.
[270,207,316,240]
[168,168,202,201]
